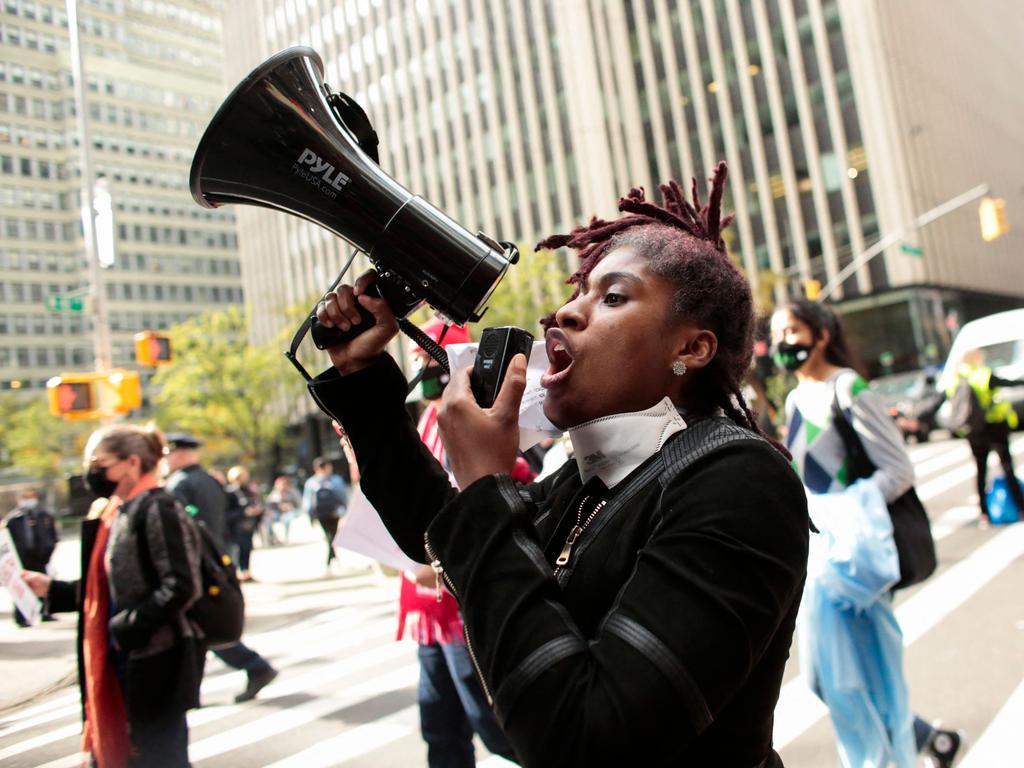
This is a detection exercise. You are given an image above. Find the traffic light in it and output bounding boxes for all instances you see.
[979,197,1009,242]
[46,373,104,420]
[107,369,141,413]
[803,279,822,300]
[46,369,142,420]
[134,331,173,366]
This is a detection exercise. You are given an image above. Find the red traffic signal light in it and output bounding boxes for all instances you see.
[46,374,103,420]
[134,331,173,366]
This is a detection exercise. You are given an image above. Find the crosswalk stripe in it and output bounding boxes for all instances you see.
[260,704,420,768]
[190,665,419,762]
[0,691,78,727]
[774,522,1024,749]
[959,676,1024,768]
[0,722,81,761]
[916,439,1024,501]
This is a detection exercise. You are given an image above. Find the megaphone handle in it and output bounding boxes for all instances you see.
[309,283,383,350]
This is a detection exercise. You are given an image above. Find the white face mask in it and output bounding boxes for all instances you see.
[18,499,38,510]
[569,397,687,488]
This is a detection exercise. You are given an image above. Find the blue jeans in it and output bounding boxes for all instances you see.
[417,643,516,768]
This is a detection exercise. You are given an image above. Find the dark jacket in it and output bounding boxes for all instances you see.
[167,464,228,545]
[310,356,809,768]
[49,488,204,724]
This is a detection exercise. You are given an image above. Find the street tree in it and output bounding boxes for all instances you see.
[151,306,303,477]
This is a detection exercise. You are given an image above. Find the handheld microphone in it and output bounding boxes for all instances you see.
[471,327,534,408]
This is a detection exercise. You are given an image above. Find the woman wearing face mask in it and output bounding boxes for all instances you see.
[309,163,810,767]
[21,424,203,768]
[769,299,962,768]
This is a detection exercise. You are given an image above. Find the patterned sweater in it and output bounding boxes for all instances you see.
[784,369,914,504]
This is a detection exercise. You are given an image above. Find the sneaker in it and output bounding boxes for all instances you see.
[926,728,965,768]
[234,666,278,703]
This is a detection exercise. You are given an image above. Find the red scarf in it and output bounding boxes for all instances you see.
[81,475,157,767]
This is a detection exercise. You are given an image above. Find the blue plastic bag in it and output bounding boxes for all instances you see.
[800,479,914,768]
[988,475,1022,525]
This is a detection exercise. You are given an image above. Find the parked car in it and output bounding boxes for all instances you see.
[872,367,944,442]
[936,308,1024,430]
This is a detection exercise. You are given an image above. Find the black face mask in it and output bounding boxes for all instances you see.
[773,341,814,373]
[85,466,118,498]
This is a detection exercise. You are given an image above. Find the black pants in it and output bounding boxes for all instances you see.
[969,423,1024,518]
[213,642,272,675]
[128,710,190,767]
[316,515,340,564]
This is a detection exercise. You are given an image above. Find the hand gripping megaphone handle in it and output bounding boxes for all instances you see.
[309,282,387,350]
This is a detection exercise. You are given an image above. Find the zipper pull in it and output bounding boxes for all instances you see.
[555,525,584,567]
[429,559,444,602]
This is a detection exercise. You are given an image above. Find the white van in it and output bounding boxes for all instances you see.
[937,308,1024,427]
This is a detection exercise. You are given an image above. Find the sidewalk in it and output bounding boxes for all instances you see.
[0,516,386,713]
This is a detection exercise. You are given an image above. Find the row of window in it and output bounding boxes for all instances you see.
[104,281,243,303]
[0,90,66,120]
[0,280,243,305]
[0,346,93,369]
[0,60,65,91]
[0,312,89,336]
[0,22,60,55]
[0,121,69,150]
[114,222,237,249]
[0,251,79,273]
[0,250,240,276]
[0,185,65,210]
[0,216,76,242]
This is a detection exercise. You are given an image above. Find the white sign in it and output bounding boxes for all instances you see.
[335,488,425,572]
[0,527,43,625]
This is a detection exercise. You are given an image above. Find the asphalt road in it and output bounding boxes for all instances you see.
[0,433,1021,767]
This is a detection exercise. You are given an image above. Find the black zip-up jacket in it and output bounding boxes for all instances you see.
[311,355,809,767]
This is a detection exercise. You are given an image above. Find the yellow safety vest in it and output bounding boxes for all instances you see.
[966,365,1019,429]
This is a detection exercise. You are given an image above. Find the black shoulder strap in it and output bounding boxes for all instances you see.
[830,388,877,482]
[131,489,162,589]
[658,417,761,487]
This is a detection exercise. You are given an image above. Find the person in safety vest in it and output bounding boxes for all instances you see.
[949,348,1024,525]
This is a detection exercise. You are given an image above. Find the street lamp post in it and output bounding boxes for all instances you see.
[65,0,112,372]
[816,183,992,303]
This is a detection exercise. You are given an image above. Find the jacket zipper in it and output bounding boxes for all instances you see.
[423,532,493,704]
[553,495,607,578]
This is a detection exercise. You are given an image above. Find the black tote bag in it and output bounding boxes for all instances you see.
[830,392,937,589]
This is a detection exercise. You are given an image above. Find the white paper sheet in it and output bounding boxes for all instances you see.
[0,527,42,625]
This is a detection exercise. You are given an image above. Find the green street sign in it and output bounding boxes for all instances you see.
[44,295,85,313]
[900,242,924,258]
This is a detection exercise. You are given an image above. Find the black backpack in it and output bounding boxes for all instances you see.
[313,482,343,520]
[136,491,245,648]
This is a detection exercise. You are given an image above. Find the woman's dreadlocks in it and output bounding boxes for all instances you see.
[537,161,787,456]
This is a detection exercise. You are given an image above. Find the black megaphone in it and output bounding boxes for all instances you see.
[189,46,518,349]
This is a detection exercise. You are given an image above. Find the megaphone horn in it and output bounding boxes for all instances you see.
[189,46,517,347]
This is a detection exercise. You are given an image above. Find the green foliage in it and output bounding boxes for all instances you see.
[151,307,302,477]
[475,245,572,339]
[0,392,92,484]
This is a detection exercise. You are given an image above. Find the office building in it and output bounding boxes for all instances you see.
[223,0,1022,376]
[0,0,242,390]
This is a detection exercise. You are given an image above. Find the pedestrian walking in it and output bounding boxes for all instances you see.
[301,457,348,569]
[947,347,1024,526]
[225,466,263,582]
[164,434,278,704]
[3,489,58,626]
[771,299,963,768]
[264,475,301,545]
[311,163,811,767]
[22,424,204,768]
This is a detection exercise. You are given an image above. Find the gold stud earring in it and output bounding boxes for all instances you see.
[672,360,687,376]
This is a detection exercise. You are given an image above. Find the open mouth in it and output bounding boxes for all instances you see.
[541,329,575,388]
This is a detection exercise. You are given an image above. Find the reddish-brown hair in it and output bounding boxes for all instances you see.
[538,162,784,452]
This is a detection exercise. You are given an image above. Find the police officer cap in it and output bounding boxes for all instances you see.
[165,432,203,451]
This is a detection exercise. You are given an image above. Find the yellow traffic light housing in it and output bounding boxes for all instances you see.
[803,279,822,300]
[46,369,142,420]
[46,373,104,420]
[979,197,1009,242]
[134,331,173,366]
